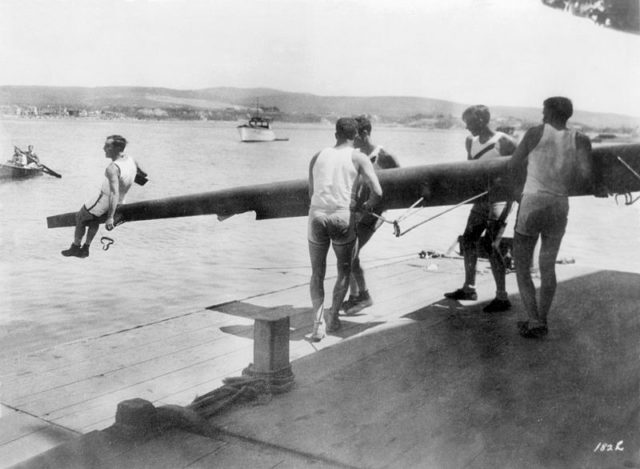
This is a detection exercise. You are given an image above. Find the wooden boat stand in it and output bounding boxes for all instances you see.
[218,306,296,393]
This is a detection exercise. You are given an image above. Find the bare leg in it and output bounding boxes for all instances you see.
[308,241,330,323]
[328,239,356,330]
[73,212,87,246]
[488,250,508,298]
[514,232,540,324]
[351,228,373,295]
[538,234,564,325]
[84,222,100,246]
[488,221,509,299]
[462,238,479,289]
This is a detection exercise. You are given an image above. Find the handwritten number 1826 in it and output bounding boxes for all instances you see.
[594,441,624,452]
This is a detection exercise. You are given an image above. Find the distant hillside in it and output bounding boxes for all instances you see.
[1,85,638,130]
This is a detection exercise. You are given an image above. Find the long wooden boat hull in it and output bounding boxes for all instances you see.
[46,143,640,229]
[1,163,44,180]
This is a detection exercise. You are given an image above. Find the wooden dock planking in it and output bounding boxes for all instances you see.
[0,310,243,381]
[2,315,253,400]
[11,332,251,409]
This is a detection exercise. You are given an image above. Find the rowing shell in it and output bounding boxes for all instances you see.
[46,143,640,229]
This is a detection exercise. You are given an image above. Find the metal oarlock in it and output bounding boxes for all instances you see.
[101,236,115,251]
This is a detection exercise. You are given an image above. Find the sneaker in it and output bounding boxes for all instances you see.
[517,321,548,339]
[311,320,325,342]
[341,295,359,312]
[482,298,511,313]
[61,243,83,258]
[325,312,342,333]
[344,291,373,316]
[444,288,477,301]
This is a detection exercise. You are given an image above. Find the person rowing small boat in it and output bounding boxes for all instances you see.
[0,146,62,179]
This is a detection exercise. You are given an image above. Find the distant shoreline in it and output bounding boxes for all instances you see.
[2,115,638,137]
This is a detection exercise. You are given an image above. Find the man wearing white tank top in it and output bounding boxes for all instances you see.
[308,118,382,341]
[509,97,593,338]
[61,135,138,258]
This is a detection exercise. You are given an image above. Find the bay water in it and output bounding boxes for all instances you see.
[1,119,638,359]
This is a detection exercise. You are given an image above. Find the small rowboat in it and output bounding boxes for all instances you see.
[0,162,45,180]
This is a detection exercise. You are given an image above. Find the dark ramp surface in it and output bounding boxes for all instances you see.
[11,269,640,469]
[214,270,640,469]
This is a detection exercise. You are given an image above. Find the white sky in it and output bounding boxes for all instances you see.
[1,0,639,115]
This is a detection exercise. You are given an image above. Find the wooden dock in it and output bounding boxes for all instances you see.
[2,255,639,468]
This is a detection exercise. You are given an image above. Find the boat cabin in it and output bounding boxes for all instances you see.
[248,117,271,129]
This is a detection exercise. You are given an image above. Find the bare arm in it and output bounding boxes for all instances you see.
[508,125,543,172]
[308,152,319,199]
[508,125,543,199]
[465,137,473,160]
[353,151,382,208]
[376,149,400,169]
[575,133,593,180]
[574,132,606,196]
[105,164,120,230]
[497,135,517,156]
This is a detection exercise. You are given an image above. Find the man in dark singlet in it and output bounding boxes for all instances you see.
[342,115,400,315]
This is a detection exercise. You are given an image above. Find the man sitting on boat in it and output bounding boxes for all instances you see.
[61,135,137,258]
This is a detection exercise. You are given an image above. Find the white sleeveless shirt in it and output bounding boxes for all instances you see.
[523,124,578,197]
[85,155,137,216]
[310,146,358,211]
[469,132,508,160]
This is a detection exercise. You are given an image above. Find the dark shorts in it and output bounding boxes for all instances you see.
[356,210,383,232]
[78,205,100,224]
[470,200,511,221]
[308,208,356,246]
[515,193,568,238]
[463,209,506,246]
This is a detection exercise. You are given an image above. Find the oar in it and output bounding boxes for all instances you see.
[39,164,62,178]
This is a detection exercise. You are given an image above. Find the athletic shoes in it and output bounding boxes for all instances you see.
[444,288,477,301]
[482,298,512,313]
[61,243,88,258]
[341,295,359,312]
[344,291,373,316]
[517,321,548,339]
[311,320,325,342]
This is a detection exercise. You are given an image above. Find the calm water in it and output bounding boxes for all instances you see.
[1,119,638,358]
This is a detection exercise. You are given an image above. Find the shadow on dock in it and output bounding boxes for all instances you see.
[10,269,640,469]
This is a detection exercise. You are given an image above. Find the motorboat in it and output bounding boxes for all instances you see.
[237,116,277,142]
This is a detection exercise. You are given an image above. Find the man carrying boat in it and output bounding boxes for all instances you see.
[308,118,383,341]
[444,105,517,312]
[342,115,400,315]
[61,135,137,258]
[509,97,592,338]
